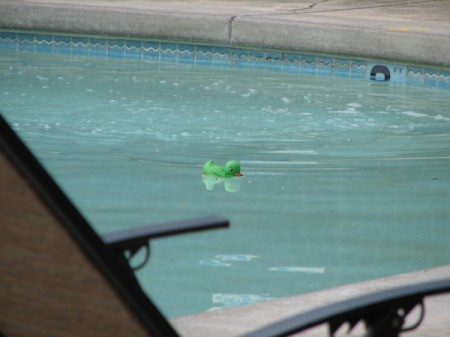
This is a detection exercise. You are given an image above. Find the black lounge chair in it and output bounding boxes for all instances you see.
[1,114,449,337]
[0,114,228,337]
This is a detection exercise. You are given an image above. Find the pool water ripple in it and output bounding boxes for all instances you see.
[1,50,450,317]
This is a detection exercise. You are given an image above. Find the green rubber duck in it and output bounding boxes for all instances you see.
[202,160,243,178]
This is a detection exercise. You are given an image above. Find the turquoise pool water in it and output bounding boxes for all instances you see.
[1,49,450,317]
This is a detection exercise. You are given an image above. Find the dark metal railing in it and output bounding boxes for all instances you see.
[241,278,450,337]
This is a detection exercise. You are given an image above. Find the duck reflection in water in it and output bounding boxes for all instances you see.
[202,175,243,192]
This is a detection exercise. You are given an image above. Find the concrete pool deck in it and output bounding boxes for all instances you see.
[171,266,450,337]
[0,0,450,67]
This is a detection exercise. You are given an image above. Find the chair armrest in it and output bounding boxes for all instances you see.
[241,278,450,337]
[102,215,229,249]
[102,216,229,271]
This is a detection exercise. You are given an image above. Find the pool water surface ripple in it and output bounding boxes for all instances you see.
[1,49,449,317]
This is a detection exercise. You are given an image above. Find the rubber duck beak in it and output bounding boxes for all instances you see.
[234,173,243,177]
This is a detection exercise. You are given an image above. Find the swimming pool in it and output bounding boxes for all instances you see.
[1,32,450,318]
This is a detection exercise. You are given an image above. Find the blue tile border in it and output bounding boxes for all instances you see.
[0,31,449,90]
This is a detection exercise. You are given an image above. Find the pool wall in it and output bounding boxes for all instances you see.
[1,30,449,90]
